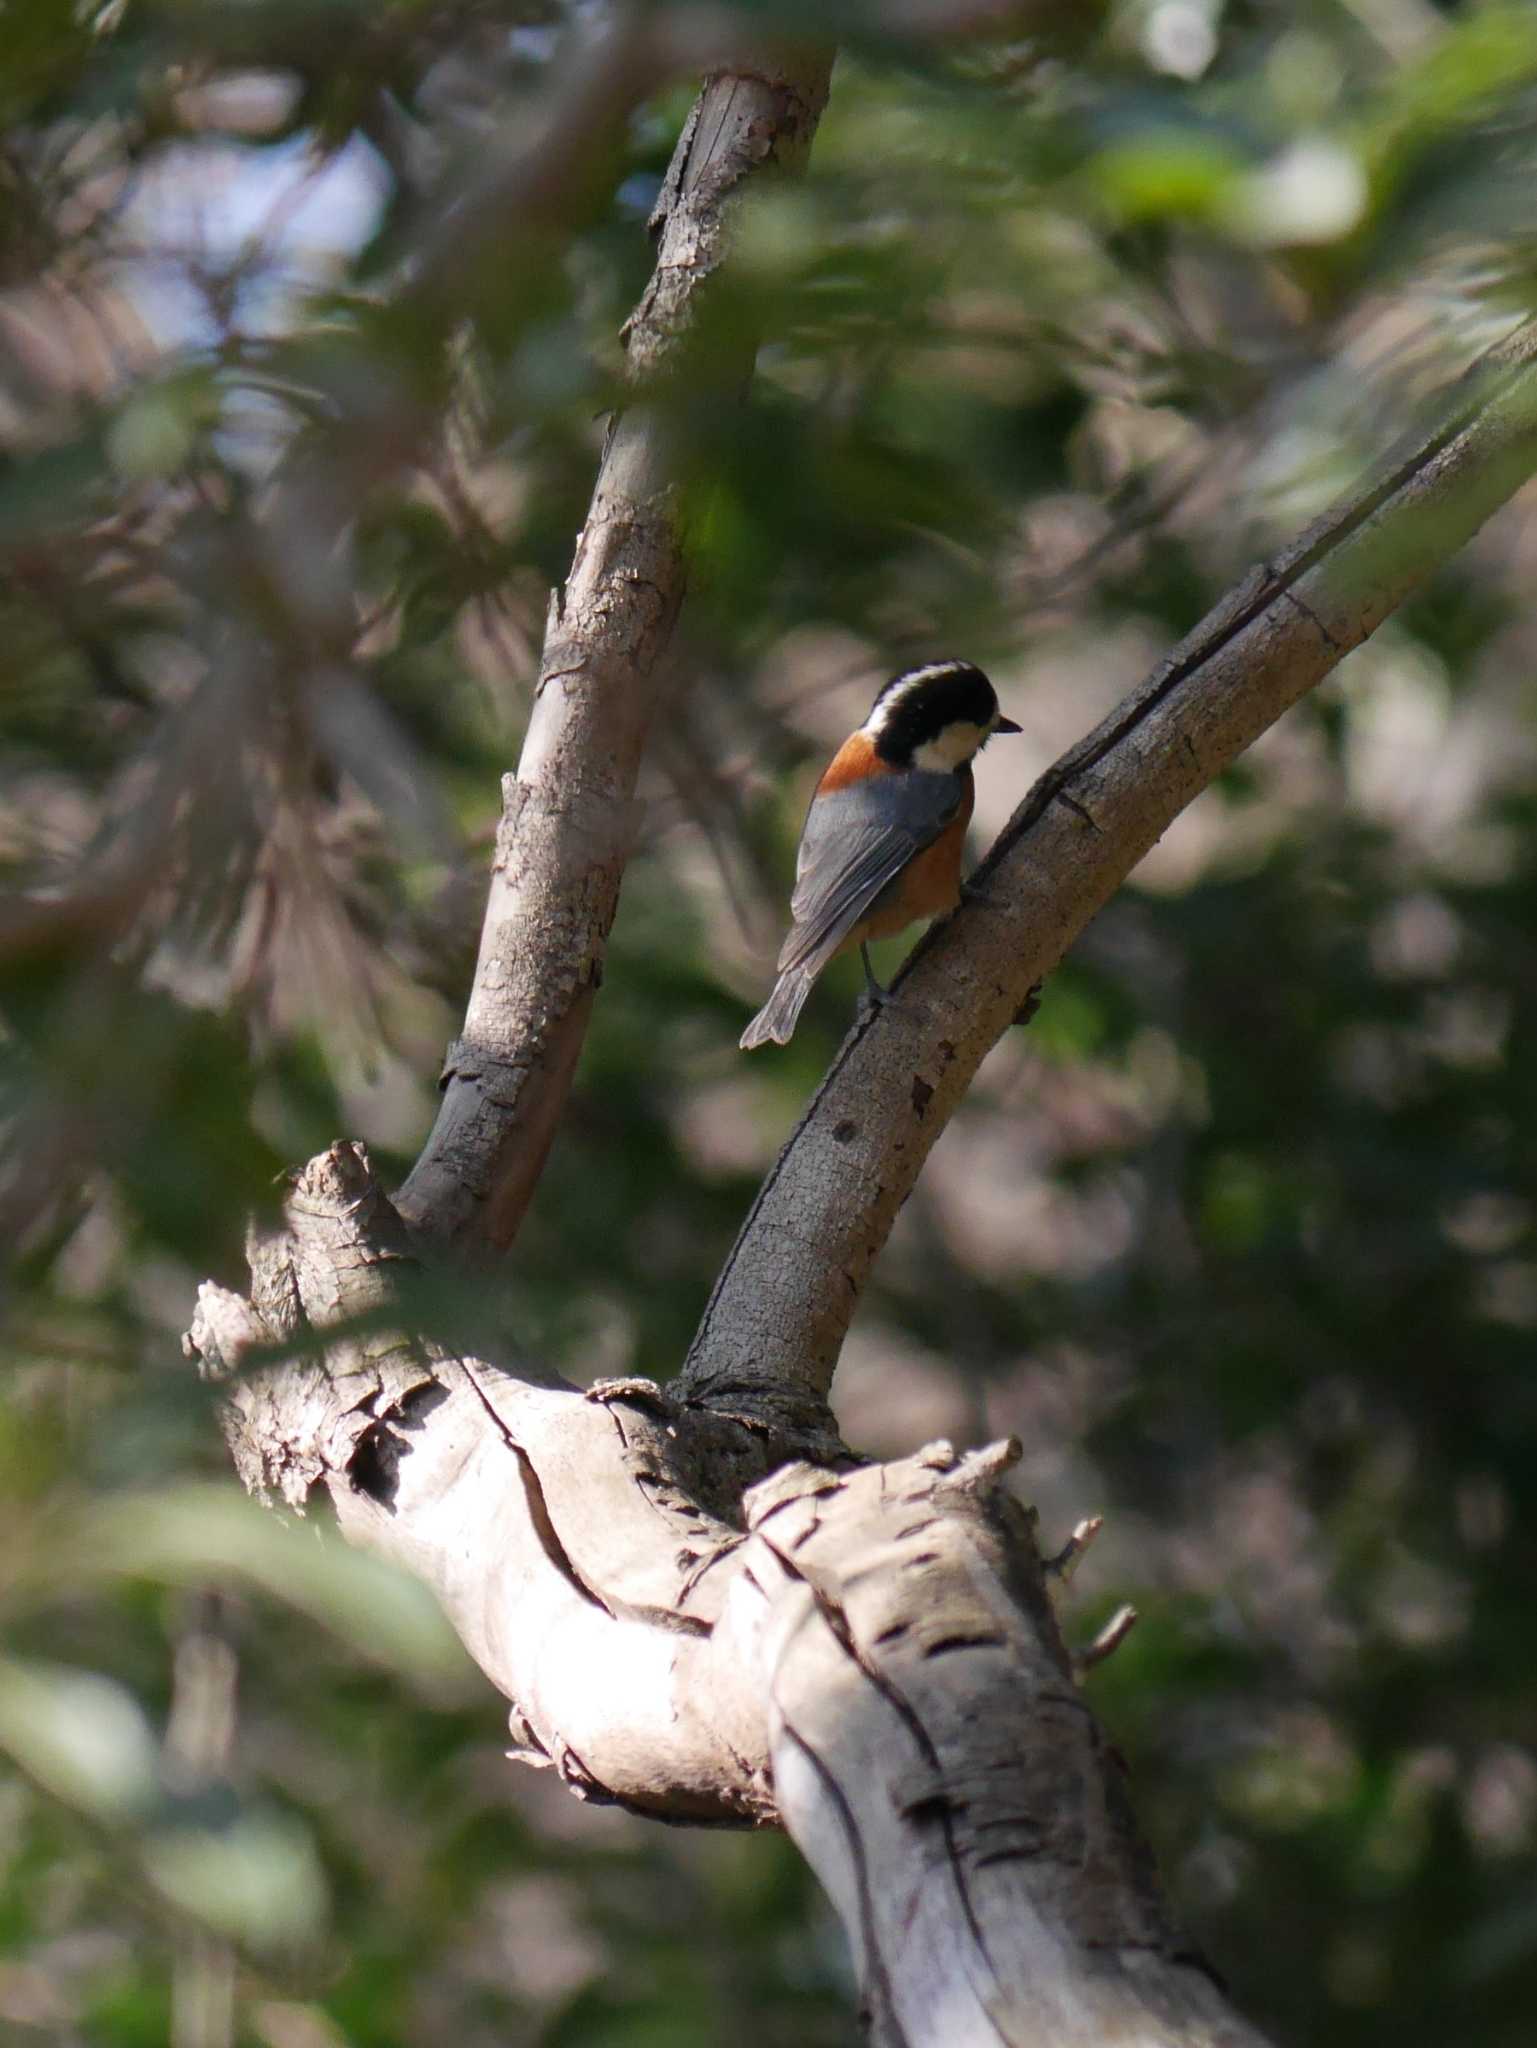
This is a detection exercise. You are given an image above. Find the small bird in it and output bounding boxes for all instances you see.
[741,659,1020,1049]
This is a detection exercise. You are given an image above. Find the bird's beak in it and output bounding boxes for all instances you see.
[994,715,1022,734]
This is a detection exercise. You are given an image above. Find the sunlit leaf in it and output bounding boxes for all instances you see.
[43,1487,471,1685]
[0,1656,158,1819]
[143,1807,329,1948]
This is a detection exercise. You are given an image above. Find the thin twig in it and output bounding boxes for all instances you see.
[1076,1602,1138,1673]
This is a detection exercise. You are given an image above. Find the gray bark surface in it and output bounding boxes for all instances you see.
[679,322,1537,1419]
[396,54,832,1252]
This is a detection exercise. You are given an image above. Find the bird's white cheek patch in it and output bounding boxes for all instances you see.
[912,723,987,773]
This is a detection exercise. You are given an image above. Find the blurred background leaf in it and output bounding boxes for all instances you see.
[3,0,1537,2042]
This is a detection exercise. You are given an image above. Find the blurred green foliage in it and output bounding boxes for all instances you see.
[3,0,1537,2042]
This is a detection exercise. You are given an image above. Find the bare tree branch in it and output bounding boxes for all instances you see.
[186,1143,1276,2046]
[391,1,1105,1254]
[186,1144,784,1825]
[678,319,1537,1417]
[754,1441,1273,2048]
[395,55,833,1252]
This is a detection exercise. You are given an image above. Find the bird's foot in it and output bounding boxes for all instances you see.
[857,984,926,1026]
[961,878,1007,911]
[858,943,927,1024]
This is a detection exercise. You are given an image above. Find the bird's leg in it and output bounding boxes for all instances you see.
[961,873,1007,910]
[860,942,889,1005]
[857,943,924,1025]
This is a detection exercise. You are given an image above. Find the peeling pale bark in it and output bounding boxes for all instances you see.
[189,1145,783,1824]
[396,56,832,1253]
[189,1144,1272,2043]
[750,1448,1271,2048]
[679,319,1537,1418]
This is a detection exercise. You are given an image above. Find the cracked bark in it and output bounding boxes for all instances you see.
[189,1142,1267,2043]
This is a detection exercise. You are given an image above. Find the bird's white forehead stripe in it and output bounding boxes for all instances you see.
[864,662,972,734]
[895,662,969,688]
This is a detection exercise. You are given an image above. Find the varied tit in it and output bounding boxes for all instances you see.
[741,660,1020,1050]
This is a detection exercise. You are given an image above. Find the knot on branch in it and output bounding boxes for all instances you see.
[437,1035,532,1101]
[743,1436,1028,1545]
[677,1379,854,1470]
[260,1139,412,1257]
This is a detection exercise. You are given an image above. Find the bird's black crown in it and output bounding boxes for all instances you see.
[869,660,1001,763]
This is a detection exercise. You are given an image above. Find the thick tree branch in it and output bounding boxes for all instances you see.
[187,1144,1274,2045]
[679,319,1537,1416]
[187,1144,787,1824]
[752,1443,1272,2047]
[395,57,832,1252]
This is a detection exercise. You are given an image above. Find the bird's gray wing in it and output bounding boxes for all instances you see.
[777,771,962,976]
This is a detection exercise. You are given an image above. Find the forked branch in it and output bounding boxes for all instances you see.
[187,1142,1275,2046]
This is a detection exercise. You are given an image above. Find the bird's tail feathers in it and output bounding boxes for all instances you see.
[740,966,816,1050]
